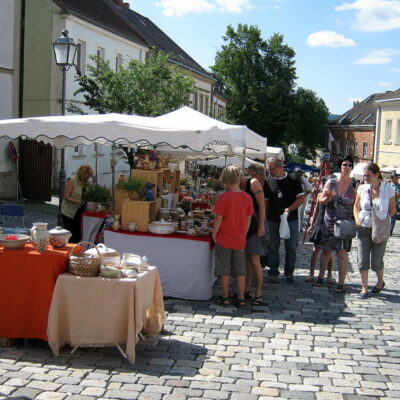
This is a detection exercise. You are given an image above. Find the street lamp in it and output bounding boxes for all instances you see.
[52,30,77,223]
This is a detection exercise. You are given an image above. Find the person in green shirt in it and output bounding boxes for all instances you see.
[390,173,400,235]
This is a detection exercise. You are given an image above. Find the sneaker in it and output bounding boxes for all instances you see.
[286,274,295,283]
[357,292,369,299]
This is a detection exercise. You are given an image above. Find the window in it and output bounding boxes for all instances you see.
[115,53,123,71]
[350,114,360,122]
[193,92,198,110]
[353,141,358,157]
[345,141,350,155]
[73,145,84,157]
[76,40,86,74]
[97,47,105,59]
[199,94,204,113]
[363,113,373,122]
[362,142,368,158]
[384,119,392,142]
[205,96,209,115]
[396,120,400,143]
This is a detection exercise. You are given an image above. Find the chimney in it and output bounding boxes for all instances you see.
[113,0,130,7]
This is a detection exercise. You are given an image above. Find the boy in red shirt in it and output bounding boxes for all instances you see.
[212,165,254,307]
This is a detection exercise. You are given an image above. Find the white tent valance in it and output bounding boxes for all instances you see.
[198,156,263,168]
[0,112,234,155]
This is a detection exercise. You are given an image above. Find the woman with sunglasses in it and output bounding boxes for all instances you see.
[353,163,396,299]
[316,156,356,293]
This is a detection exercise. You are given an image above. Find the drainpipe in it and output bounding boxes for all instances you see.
[373,106,381,163]
[18,0,25,117]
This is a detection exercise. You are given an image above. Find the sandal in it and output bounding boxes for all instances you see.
[305,276,314,283]
[314,277,323,287]
[215,296,230,306]
[252,296,263,306]
[244,291,253,299]
[236,298,246,308]
[327,278,336,285]
[371,281,385,293]
[334,284,346,293]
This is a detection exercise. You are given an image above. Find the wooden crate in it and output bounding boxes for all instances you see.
[114,188,129,216]
[131,169,163,198]
[166,169,181,193]
[121,200,156,232]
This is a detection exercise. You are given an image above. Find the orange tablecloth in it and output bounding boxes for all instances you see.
[0,243,73,341]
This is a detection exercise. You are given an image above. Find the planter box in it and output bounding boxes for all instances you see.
[114,189,129,216]
[121,200,156,232]
[166,169,181,194]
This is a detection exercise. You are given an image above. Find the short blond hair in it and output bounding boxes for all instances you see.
[77,164,94,181]
[221,164,242,185]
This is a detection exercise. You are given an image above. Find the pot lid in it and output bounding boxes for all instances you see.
[48,226,71,236]
[85,243,120,257]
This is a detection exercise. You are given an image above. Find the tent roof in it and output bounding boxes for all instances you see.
[0,112,234,155]
[198,156,263,168]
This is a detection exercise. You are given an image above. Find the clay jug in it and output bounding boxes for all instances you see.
[30,222,49,252]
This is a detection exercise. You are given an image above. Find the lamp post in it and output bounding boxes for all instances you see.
[52,30,77,223]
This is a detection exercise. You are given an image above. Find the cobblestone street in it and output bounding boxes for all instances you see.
[1,223,400,400]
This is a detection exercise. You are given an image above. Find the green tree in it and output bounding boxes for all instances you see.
[71,48,195,116]
[212,24,297,145]
[285,87,329,159]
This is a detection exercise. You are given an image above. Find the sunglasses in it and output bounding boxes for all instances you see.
[342,163,353,167]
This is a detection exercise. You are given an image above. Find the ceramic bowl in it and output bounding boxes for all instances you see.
[121,268,138,278]
[100,264,121,278]
[0,234,30,250]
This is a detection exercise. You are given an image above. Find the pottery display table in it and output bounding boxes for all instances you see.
[104,229,215,300]
[47,267,164,364]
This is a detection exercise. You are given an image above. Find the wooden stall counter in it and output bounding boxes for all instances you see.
[0,243,73,341]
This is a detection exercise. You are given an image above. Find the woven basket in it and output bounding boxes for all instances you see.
[68,241,101,277]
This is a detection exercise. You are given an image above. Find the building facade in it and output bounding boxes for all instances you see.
[0,0,226,199]
[374,89,400,171]
[327,92,388,168]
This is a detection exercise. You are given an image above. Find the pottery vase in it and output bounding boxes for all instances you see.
[30,222,49,252]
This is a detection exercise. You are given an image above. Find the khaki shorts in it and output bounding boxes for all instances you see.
[214,243,246,277]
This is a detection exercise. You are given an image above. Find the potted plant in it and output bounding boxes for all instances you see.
[123,177,146,200]
[83,183,112,212]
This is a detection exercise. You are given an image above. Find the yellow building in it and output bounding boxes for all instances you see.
[374,89,400,171]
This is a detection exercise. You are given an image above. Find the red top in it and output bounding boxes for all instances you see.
[213,190,253,250]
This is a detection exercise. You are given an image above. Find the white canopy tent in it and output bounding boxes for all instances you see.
[153,107,267,158]
[266,146,285,161]
[0,108,267,205]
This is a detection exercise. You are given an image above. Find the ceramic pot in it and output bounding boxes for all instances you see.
[49,226,72,247]
[128,191,139,201]
[84,243,121,267]
[30,222,49,252]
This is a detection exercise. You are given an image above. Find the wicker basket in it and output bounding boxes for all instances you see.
[68,241,101,277]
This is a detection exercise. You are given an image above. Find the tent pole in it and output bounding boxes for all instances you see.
[111,143,116,214]
[242,148,246,169]
[224,155,227,167]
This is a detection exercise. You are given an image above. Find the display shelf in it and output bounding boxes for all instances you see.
[121,199,156,232]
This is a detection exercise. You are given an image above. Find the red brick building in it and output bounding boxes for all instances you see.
[327,92,388,167]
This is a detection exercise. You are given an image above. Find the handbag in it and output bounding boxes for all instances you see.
[279,211,290,239]
[331,179,356,240]
[369,189,391,244]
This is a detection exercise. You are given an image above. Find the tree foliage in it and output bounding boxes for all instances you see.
[212,24,329,159]
[70,48,195,117]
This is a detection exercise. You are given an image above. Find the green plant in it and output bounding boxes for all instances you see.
[122,177,146,194]
[83,184,111,204]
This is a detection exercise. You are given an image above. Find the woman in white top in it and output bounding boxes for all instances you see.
[353,163,396,299]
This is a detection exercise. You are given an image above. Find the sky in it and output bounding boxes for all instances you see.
[127,0,400,115]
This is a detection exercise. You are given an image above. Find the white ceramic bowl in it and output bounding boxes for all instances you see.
[148,224,175,235]
[0,234,30,250]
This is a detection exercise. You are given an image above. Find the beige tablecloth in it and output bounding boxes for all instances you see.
[47,266,164,364]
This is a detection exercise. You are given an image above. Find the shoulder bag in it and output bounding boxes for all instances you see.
[331,179,356,240]
[369,189,390,244]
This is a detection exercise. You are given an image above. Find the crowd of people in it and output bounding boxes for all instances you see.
[212,156,400,307]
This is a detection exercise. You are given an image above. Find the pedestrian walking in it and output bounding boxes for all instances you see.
[264,157,305,283]
[318,156,356,293]
[354,163,396,299]
[389,173,400,235]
